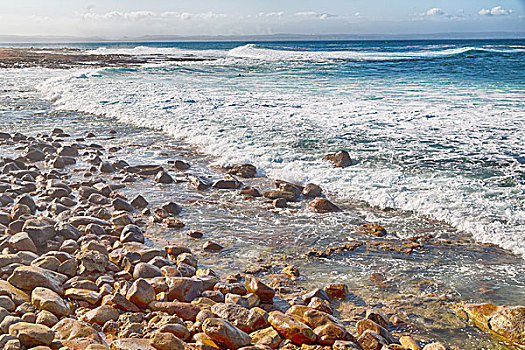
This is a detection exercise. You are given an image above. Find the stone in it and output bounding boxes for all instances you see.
[307,297,333,314]
[211,303,269,332]
[0,280,30,306]
[8,322,54,348]
[250,327,282,349]
[22,218,56,247]
[203,241,223,252]
[333,340,361,350]
[245,276,275,303]
[112,198,134,212]
[150,331,185,350]
[239,187,261,197]
[309,199,341,213]
[155,171,174,184]
[1,315,23,334]
[57,146,78,157]
[356,330,387,350]
[69,216,111,228]
[81,305,120,325]
[77,249,108,273]
[31,256,61,271]
[174,160,190,170]
[314,323,349,345]
[161,202,182,216]
[268,311,316,345]
[31,287,69,317]
[263,190,298,202]
[213,177,242,190]
[399,336,420,350]
[101,293,140,313]
[322,151,352,168]
[365,309,389,329]
[0,296,15,311]
[358,223,387,237]
[489,306,525,345]
[126,279,156,308]
[133,262,163,279]
[89,193,109,205]
[202,317,251,350]
[52,317,102,342]
[8,266,68,295]
[120,224,144,244]
[8,232,37,253]
[356,319,393,343]
[167,277,203,302]
[187,175,212,190]
[324,284,348,300]
[225,164,257,178]
[111,338,155,350]
[36,310,59,328]
[64,288,101,305]
[131,195,148,209]
[302,184,322,198]
[26,150,45,162]
[148,301,201,321]
[422,343,449,350]
[99,161,114,173]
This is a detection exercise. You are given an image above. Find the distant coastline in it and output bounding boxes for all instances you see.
[1,31,524,44]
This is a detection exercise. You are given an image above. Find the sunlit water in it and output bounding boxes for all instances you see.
[1,39,524,348]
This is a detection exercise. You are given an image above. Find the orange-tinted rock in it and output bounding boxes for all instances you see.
[307,297,333,315]
[314,323,349,345]
[356,319,393,344]
[303,309,341,329]
[202,317,251,350]
[250,327,282,349]
[422,342,450,350]
[268,311,316,345]
[309,199,341,213]
[245,276,275,303]
[489,306,525,345]
[211,303,269,332]
[357,330,387,350]
[323,284,348,300]
[399,336,420,350]
[148,301,201,321]
[322,151,352,168]
[357,223,387,237]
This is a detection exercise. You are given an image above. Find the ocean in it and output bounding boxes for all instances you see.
[1,39,524,346]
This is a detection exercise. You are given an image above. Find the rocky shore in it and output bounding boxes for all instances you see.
[0,127,523,350]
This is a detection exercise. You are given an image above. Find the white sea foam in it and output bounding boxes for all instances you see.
[29,54,525,258]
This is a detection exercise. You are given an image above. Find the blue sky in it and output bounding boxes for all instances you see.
[0,0,523,37]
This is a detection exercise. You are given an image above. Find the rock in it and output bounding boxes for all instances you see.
[187,175,212,190]
[211,303,269,332]
[8,266,67,295]
[8,232,37,253]
[150,331,185,350]
[489,306,525,345]
[31,256,61,271]
[314,323,349,345]
[31,287,69,317]
[333,340,361,350]
[111,338,155,350]
[422,343,449,350]
[173,160,190,170]
[187,230,204,238]
[365,309,389,329]
[0,280,30,306]
[15,194,36,214]
[55,223,81,240]
[69,216,110,228]
[89,193,109,205]
[52,318,102,342]
[213,177,242,190]
[35,310,59,328]
[309,199,341,213]
[155,171,174,184]
[112,198,134,212]
[356,319,393,343]
[25,150,45,162]
[356,330,387,350]
[101,293,140,313]
[263,190,298,202]
[399,336,420,350]
[202,317,251,350]
[250,327,282,349]
[64,288,101,305]
[131,195,148,209]
[322,151,352,168]
[77,249,108,274]
[323,284,348,300]
[22,218,56,247]
[240,187,262,197]
[81,305,120,325]
[268,311,316,345]
[358,223,387,237]
[167,277,203,302]
[57,146,78,157]
[226,164,257,178]
[120,224,144,244]
[133,262,163,279]
[1,315,22,334]
[126,279,155,308]
[8,322,54,348]
[99,161,114,173]
[302,184,322,198]
[203,241,223,252]
[148,301,201,321]
[273,198,287,208]
[245,276,275,303]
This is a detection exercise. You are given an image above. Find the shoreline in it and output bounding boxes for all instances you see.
[0,121,523,349]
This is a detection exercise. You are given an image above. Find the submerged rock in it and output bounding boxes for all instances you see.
[322,151,352,168]
[309,199,341,213]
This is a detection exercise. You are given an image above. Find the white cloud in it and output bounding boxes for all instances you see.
[478,6,513,16]
[425,8,446,17]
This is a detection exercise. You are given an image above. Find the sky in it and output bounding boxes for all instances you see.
[0,0,524,38]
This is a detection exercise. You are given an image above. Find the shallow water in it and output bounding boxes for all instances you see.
[1,39,525,348]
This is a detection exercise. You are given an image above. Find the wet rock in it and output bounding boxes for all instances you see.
[57,146,78,157]
[161,202,181,216]
[112,198,134,212]
[268,311,316,345]
[322,151,352,168]
[187,230,204,238]
[273,198,287,208]
[211,303,269,332]
[8,322,54,348]
[302,184,322,198]
[81,305,120,325]
[356,330,387,350]
[8,266,67,295]
[99,161,114,173]
[240,187,262,197]
[314,323,349,345]
[25,150,45,162]
[358,223,387,237]
[188,175,212,190]
[120,224,144,244]
[309,199,341,213]
[246,276,275,303]
[365,309,389,329]
[150,331,185,350]
[263,190,298,202]
[31,287,69,317]
[203,241,223,252]
[308,297,333,315]
[356,319,394,344]
[131,195,148,209]
[226,164,257,178]
[126,279,156,308]
[173,160,190,170]
[202,317,251,350]
[323,284,348,300]
[155,171,174,184]
[489,306,525,345]
[213,176,242,190]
